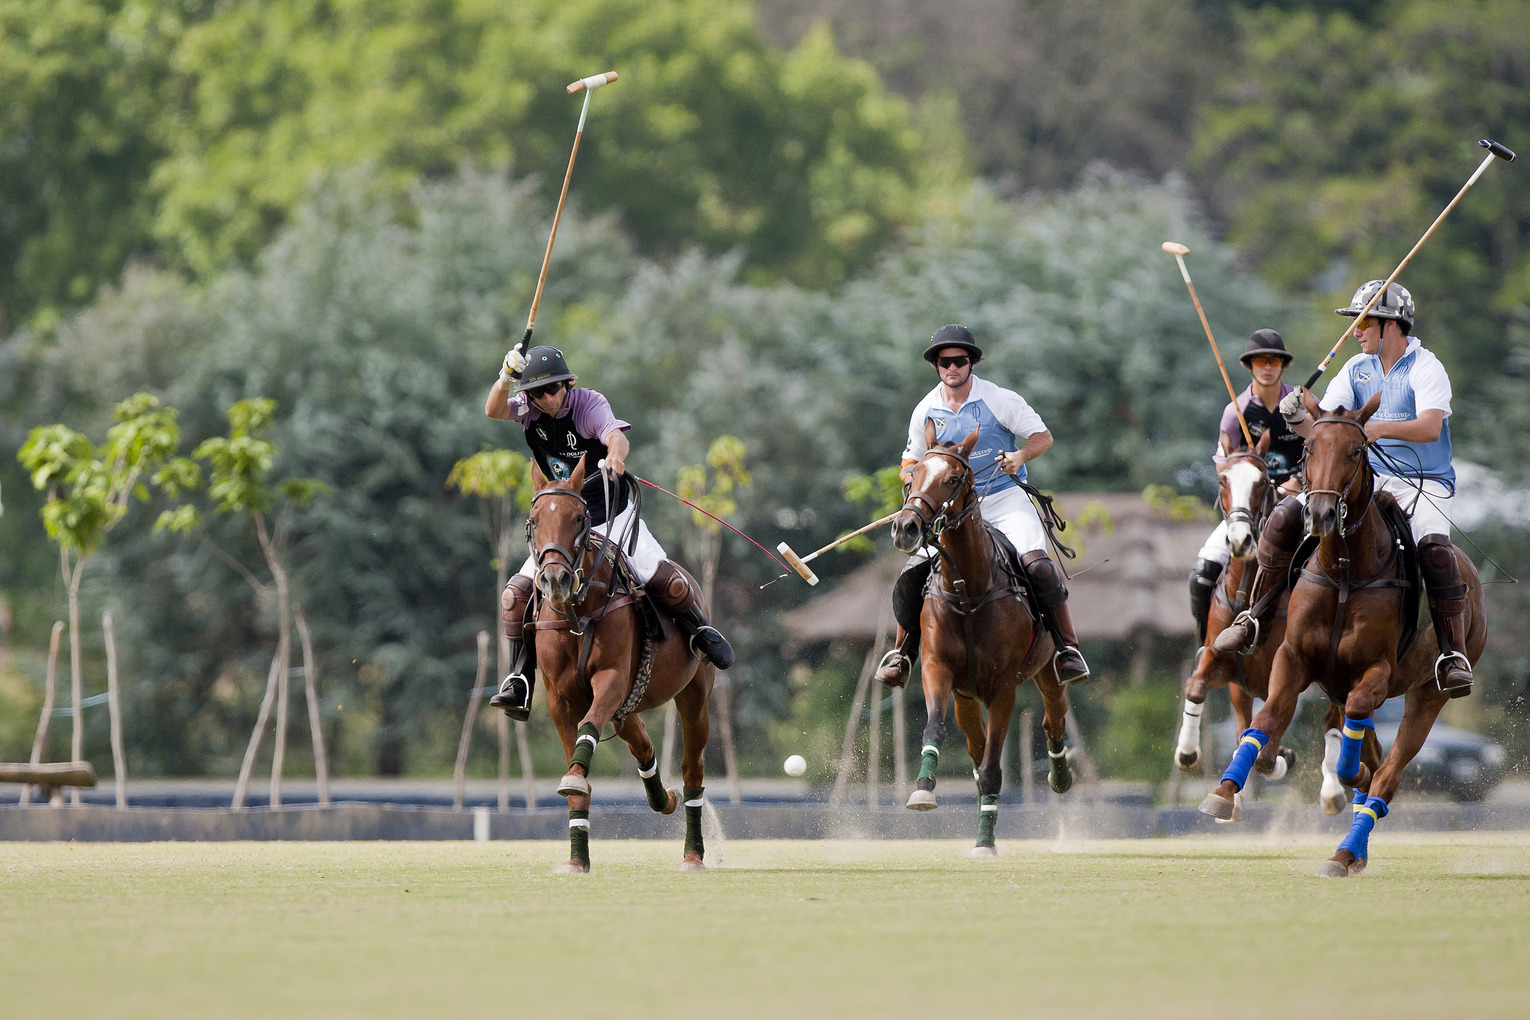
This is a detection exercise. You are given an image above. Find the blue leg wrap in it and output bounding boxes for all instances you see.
[1336,794,1389,861]
[1219,728,1269,792]
[1336,715,1374,784]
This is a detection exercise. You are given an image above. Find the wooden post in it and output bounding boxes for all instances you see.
[1064,708,1101,797]
[830,600,890,809]
[714,678,743,805]
[867,677,883,812]
[659,703,678,788]
[1019,709,1035,805]
[454,632,490,811]
[892,682,908,805]
[102,612,127,808]
[233,640,284,809]
[294,608,330,804]
[20,622,63,806]
[514,720,536,813]
[269,622,291,809]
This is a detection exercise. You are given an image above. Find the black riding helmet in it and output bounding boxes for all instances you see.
[922,324,983,365]
[515,345,576,394]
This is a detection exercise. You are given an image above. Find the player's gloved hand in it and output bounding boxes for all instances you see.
[500,347,527,384]
[1278,387,1308,425]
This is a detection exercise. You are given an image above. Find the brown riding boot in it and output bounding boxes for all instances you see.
[875,626,917,688]
[1420,536,1473,697]
[876,558,934,687]
[645,560,734,669]
[1021,551,1090,684]
[1212,496,1304,654]
[489,575,537,720]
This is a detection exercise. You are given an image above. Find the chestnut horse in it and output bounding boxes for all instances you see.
[888,426,1071,857]
[529,456,716,873]
[1175,432,1357,818]
[1200,393,1485,876]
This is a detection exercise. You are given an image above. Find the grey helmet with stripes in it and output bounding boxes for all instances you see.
[1336,280,1415,334]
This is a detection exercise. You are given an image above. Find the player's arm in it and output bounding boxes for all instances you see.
[602,427,631,476]
[1366,409,1444,444]
[486,376,514,419]
[996,430,1052,475]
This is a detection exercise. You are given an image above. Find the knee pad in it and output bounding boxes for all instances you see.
[1419,535,1456,572]
[1264,496,1305,546]
[647,560,691,606]
[1022,553,1066,610]
[502,575,535,635]
[1190,558,1223,589]
[892,559,933,632]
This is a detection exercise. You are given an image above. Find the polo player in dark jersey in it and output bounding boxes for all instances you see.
[483,345,734,719]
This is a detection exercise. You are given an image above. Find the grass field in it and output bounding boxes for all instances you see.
[4,834,1529,1019]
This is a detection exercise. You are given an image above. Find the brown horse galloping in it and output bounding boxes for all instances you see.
[1176,434,1357,818]
[1199,393,1485,877]
[529,456,715,873]
[888,426,1072,856]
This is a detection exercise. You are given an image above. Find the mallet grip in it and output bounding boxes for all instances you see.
[568,71,619,94]
[1480,138,1516,162]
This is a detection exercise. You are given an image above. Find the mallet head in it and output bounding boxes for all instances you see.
[567,71,619,94]
[776,542,820,586]
[1161,241,1190,256]
[1479,138,1516,163]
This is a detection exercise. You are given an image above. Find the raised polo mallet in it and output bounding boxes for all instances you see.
[1162,241,1253,449]
[777,511,903,586]
[1303,138,1516,390]
[516,71,620,354]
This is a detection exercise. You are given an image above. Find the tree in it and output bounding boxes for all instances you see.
[182,398,326,809]
[16,393,195,800]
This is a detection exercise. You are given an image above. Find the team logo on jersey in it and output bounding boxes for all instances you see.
[566,433,579,450]
[931,415,947,429]
[1355,371,1373,383]
[536,428,548,441]
[550,458,572,480]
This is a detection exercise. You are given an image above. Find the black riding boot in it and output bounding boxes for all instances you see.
[647,560,734,669]
[1189,557,1224,647]
[490,575,537,720]
[1213,496,1304,654]
[1420,536,1473,697]
[875,557,934,688]
[1022,551,1090,684]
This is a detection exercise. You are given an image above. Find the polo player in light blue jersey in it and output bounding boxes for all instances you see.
[1215,280,1475,696]
[874,324,1090,688]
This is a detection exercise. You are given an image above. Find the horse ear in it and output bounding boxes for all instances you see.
[923,418,938,450]
[1255,428,1271,458]
[1218,433,1235,456]
[531,461,550,490]
[957,427,980,457]
[1302,389,1321,421]
[1356,391,1382,426]
[567,454,588,490]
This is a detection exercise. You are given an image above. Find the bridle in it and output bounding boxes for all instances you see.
[528,486,594,602]
[1302,416,1374,538]
[1220,449,1275,538]
[902,447,980,539]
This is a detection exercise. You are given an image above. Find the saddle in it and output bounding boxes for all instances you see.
[925,521,1037,622]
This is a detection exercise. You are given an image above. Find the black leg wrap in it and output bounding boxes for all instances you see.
[1189,558,1223,646]
[683,787,705,858]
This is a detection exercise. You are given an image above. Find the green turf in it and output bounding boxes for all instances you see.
[3,834,1528,1018]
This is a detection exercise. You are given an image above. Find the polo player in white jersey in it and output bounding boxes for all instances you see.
[874,324,1090,688]
[1215,281,1475,696]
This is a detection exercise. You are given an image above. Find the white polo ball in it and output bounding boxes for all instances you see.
[783,754,807,777]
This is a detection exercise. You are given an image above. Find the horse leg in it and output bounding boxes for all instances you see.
[674,667,712,870]
[1176,668,1210,773]
[544,687,592,875]
[1200,643,1305,820]
[907,664,953,811]
[972,686,1014,857]
[1034,670,1072,794]
[557,665,631,798]
[1319,701,1346,815]
[616,712,678,815]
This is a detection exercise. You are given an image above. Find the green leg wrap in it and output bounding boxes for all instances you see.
[569,722,600,774]
[639,758,668,812]
[917,743,940,784]
[977,794,998,847]
[683,787,705,858]
[568,808,590,867]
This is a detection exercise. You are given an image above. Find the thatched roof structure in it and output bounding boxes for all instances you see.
[779,492,1212,644]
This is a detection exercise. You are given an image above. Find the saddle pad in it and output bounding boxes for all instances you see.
[1375,490,1423,661]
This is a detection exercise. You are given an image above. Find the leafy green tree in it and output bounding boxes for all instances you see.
[16,393,195,795]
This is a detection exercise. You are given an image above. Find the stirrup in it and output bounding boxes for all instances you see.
[1433,651,1473,698]
[687,625,734,669]
[489,672,532,721]
[875,649,910,688]
[1214,611,1260,654]
[1053,646,1090,685]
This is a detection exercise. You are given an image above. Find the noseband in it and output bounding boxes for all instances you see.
[1303,417,1373,536]
[529,486,593,596]
[902,448,978,537]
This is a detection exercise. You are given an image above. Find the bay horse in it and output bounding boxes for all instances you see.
[1175,431,1356,818]
[528,456,716,873]
[889,425,1072,857]
[1199,393,1486,876]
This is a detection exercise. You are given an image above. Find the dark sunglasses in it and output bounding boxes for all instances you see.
[527,382,564,399]
[936,356,971,369]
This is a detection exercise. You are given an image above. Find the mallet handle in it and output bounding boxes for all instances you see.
[801,510,903,562]
[1165,244,1253,449]
[522,90,591,347]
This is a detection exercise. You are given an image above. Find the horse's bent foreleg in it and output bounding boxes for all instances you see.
[971,685,1015,857]
[674,667,712,869]
[953,695,987,782]
[1333,661,1392,791]
[908,666,953,811]
[1201,643,1304,820]
[617,712,677,815]
[1034,669,1072,795]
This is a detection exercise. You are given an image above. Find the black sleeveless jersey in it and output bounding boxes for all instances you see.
[524,402,629,526]
[1236,397,1305,485]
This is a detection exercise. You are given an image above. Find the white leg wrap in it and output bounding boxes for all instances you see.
[1176,700,1203,759]
[1268,754,1288,781]
[637,761,658,779]
[1319,727,1344,812]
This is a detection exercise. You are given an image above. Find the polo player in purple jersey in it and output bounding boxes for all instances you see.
[483,345,734,720]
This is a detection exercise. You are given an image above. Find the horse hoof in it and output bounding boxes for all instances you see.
[970,844,998,859]
[1198,792,1236,820]
[1344,762,1372,790]
[556,861,590,875]
[1176,750,1201,772]
[680,854,706,872]
[1048,769,1073,795]
[906,790,938,811]
[1347,858,1367,877]
[661,789,679,815]
[556,772,591,797]
[1320,786,1346,816]
[1314,860,1349,879]
[1215,794,1244,825]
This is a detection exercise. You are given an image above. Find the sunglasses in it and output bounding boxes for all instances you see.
[527,382,564,399]
[936,356,971,369]
[1353,316,1376,334]
[1248,355,1284,369]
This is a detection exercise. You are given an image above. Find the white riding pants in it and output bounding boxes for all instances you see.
[517,500,668,585]
[1375,475,1454,542]
[909,484,1049,563]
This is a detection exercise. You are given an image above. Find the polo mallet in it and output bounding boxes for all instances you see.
[1303,138,1516,390]
[776,511,903,587]
[1162,241,1254,449]
[516,71,620,354]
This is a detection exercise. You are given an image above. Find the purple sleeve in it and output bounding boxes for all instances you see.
[504,391,534,426]
[569,388,630,442]
[1213,398,1243,462]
